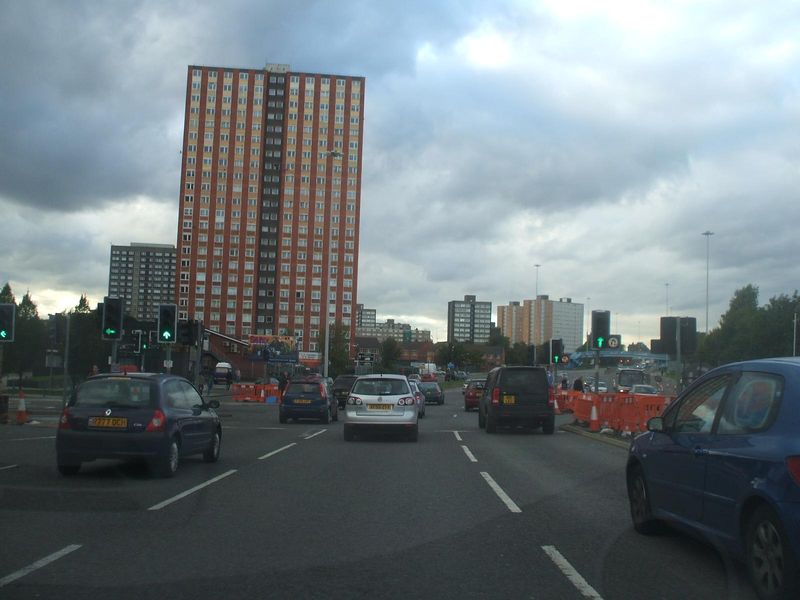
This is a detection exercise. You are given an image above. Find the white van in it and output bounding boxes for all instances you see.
[213,362,234,384]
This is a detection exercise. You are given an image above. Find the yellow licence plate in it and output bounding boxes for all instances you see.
[88,417,128,428]
[367,404,392,410]
[502,396,516,405]
[293,399,312,404]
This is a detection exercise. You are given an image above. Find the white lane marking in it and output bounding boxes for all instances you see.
[480,472,522,513]
[542,545,604,599]
[147,470,237,511]
[461,445,478,462]
[0,464,19,471]
[303,429,327,440]
[453,431,463,441]
[4,436,56,442]
[0,544,82,588]
[222,426,285,430]
[258,442,297,460]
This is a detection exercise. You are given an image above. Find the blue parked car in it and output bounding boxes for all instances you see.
[627,357,800,599]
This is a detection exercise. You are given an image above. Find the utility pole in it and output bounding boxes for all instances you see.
[62,313,71,406]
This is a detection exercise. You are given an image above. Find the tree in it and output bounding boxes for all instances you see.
[327,320,351,377]
[627,342,650,353]
[379,337,401,370]
[74,294,92,314]
[4,291,45,385]
[0,282,14,304]
[505,342,529,365]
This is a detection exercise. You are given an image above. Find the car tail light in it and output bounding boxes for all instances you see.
[787,457,800,486]
[146,409,167,432]
[548,389,555,408]
[398,396,415,406]
[58,408,71,430]
[491,388,500,405]
[320,384,327,400]
[348,396,362,405]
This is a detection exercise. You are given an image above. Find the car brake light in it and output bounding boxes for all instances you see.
[348,396,362,405]
[787,457,800,486]
[146,409,167,432]
[58,408,71,430]
[492,388,500,405]
[398,396,414,406]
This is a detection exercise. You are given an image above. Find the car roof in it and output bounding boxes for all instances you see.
[86,372,178,382]
[356,373,407,380]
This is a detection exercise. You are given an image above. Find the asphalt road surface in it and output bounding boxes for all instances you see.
[0,387,757,599]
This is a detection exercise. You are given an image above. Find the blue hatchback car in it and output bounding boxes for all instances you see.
[627,358,800,599]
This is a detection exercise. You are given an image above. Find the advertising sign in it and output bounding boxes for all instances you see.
[249,335,298,363]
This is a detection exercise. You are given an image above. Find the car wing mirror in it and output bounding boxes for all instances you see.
[647,416,665,433]
[207,399,220,410]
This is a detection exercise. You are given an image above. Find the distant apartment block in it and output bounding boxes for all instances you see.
[108,243,177,321]
[356,314,431,344]
[498,295,584,352]
[356,304,376,329]
[174,63,365,353]
[448,295,492,344]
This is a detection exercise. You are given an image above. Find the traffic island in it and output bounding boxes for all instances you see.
[559,422,631,450]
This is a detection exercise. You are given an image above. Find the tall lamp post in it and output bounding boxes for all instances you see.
[323,150,344,379]
[665,283,670,316]
[702,231,714,334]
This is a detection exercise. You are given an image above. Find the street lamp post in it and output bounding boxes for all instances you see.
[534,264,541,298]
[665,283,670,316]
[702,231,714,334]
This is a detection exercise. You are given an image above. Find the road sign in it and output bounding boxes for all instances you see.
[560,354,570,364]
[608,335,621,349]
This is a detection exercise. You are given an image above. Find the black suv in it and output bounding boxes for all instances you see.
[331,374,359,409]
[478,366,554,434]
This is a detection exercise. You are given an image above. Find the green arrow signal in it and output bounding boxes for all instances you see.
[161,331,172,340]
[597,337,605,348]
[105,328,117,336]
[0,330,7,339]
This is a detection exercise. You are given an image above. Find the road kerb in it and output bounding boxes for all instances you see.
[559,424,630,450]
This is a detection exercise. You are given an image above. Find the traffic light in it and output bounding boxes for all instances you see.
[550,339,563,364]
[178,320,197,346]
[102,297,123,340]
[0,303,15,342]
[157,304,177,344]
[680,317,697,354]
[591,310,611,350]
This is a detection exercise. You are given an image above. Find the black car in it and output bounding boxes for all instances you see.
[280,378,338,423]
[56,373,221,478]
[418,381,444,405]
[331,374,359,409]
[478,366,554,434]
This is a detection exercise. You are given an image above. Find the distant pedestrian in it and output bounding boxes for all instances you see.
[546,368,554,388]
[226,370,233,391]
[560,376,569,390]
[572,377,583,392]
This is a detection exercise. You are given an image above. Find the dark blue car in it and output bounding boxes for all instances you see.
[627,357,800,599]
[279,378,337,424]
[56,373,221,478]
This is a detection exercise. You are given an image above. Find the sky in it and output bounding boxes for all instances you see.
[1,0,798,346]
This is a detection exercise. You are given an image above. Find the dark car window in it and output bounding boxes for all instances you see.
[499,368,547,391]
[670,375,732,433]
[165,380,193,409]
[286,382,321,396]
[74,378,154,408]
[179,381,204,408]
[352,378,409,395]
[332,376,357,390]
[418,382,441,392]
[717,372,783,434]
[467,381,485,390]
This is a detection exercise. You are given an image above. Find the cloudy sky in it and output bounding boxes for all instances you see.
[1,0,798,345]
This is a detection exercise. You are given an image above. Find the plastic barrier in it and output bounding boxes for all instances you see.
[232,383,259,402]
[570,392,675,435]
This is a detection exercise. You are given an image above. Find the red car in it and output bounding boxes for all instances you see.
[463,379,485,412]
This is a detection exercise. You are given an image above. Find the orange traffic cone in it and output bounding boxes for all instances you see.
[589,402,600,432]
[553,394,561,415]
[16,392,28,425]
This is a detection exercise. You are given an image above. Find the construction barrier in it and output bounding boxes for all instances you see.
[231,383,282,404]
[567,391,674,435]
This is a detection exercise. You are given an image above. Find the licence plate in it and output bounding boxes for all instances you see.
[502,396,516,405]
[88,417,128,428]
[367,404,392,410]
[293,399,312,404]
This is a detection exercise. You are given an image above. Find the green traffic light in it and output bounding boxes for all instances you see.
[597,337,605,348]
[105,328,117,336]
[162,331,172,340]
[554,355,559,363]
[0,330,6,339]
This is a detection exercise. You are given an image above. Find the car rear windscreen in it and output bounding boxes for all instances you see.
[418,383,440,392]
[500,369,548,391]
[352,378,409,395]
[286,383,320,395]
[74,378,155,408]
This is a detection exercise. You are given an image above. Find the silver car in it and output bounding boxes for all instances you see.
[343,374,419,442]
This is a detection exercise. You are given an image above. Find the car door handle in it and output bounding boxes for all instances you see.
[693,447,710,457]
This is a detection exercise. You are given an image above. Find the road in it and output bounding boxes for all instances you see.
[0,387,757,599]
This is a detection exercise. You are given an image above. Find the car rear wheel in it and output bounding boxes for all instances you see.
[332,406,338,422]
[153,437,180,478]
[627,466,659,535]
[478,407,486,428]
[203,429,221,463]
[408,424,419,442]
[343,424,354,441]
[279,412,287,424]
[747,504,799,600]
[57,462,80,476]
[486,413,497,434]
[542,416,555,435]
[321,406,331,424]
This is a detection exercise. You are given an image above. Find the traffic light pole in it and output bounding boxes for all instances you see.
[165,346,172,374]
[62,313,71,406]
[594,350,600,393]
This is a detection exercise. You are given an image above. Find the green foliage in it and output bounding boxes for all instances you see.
[379,337,401,370]
[505,342,529,365]
[698,285,800,367]
[328,320,351,377]
[0,282,14,304]
[74,294,92,314]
